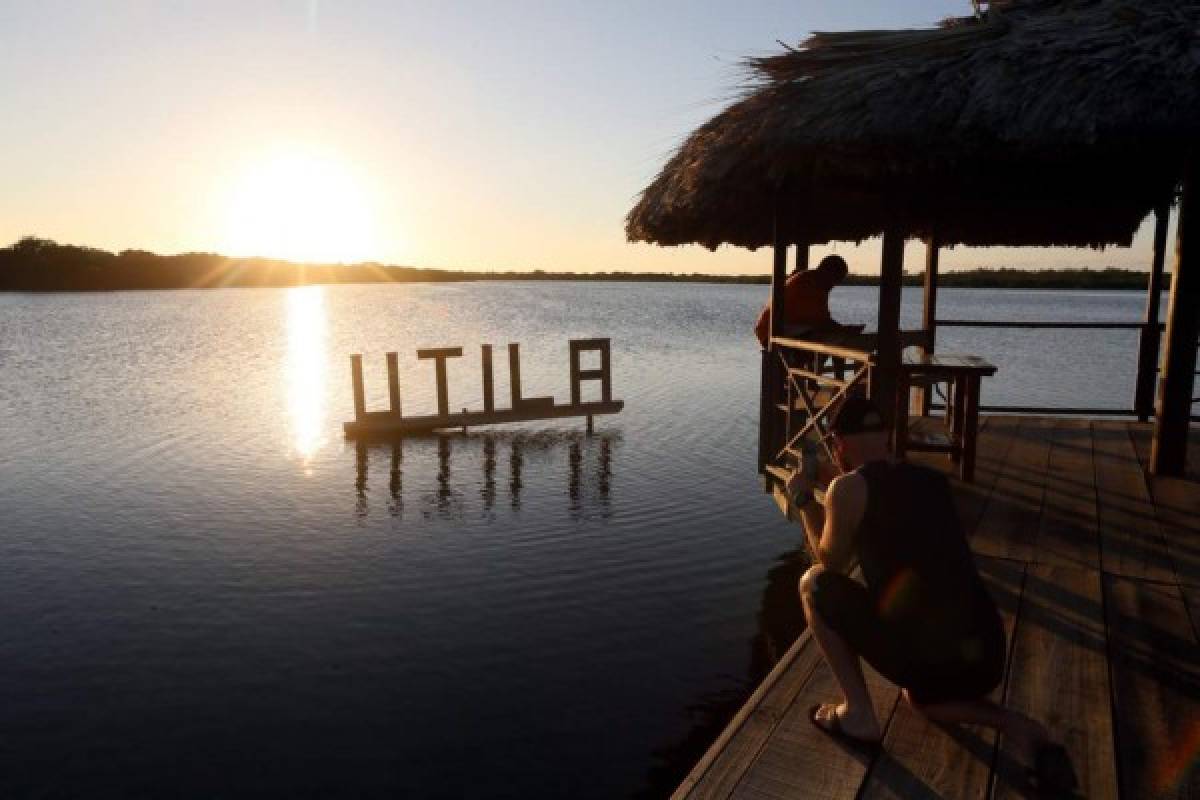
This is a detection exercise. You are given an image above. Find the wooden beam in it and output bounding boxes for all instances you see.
[794,242,810,272]
[1135,202,1171,421]
[1153,160,1199,476]
[344,400,624,436]
[872,230,905,430]
[508,342,524,408]
[386,351,401,414]
[919,235,940,416]
[350,354,366,420]
[481,344,494,413]
[770,203,788,344]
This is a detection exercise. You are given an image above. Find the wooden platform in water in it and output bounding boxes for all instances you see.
[677,416,1200,800]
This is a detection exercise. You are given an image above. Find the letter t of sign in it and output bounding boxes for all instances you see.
[417,347,464,418]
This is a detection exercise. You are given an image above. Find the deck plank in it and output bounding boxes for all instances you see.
[1105,576,1200,798]
[1092,422,1178,583]
[675,633,826,800]
[1035,418,1100,571]
[731,664,898,800]
[1148,474,1200,588]
[857,557,1024,800]
[991,565,1116,799]
[972,417,1052,562]
[941,415,1021,541]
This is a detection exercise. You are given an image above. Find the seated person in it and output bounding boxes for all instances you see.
[754,254,850,349]
[785,396,1076,794]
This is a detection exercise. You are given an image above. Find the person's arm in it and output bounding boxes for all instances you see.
[788,471,866,574]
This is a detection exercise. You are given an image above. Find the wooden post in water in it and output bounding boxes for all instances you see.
[1152,160,1198,476]
[481,344,495,413]
[1135,202,1171,422]
[417,347,463,418]
[386,352,401,415]
[918,236,940,416]
[351,354,366,420]
[873,230,905,432]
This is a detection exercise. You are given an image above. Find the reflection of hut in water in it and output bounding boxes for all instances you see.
[353,432,617,520]
[628,0,1200,479]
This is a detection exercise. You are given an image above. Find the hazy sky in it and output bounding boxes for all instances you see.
[0,1,1172,274]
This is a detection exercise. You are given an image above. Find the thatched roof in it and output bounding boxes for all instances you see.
[626,0,1200,250]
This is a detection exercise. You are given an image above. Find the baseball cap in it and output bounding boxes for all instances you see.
[829,394,887,436]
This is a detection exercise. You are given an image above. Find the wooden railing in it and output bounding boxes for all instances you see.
[758,335,875,474]
[932,319,1181,418]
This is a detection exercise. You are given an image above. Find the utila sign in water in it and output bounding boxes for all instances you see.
[343,338,623,436]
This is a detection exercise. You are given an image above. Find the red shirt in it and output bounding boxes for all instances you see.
[754,269,838,348]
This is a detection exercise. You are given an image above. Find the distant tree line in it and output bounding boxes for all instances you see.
[0,237,1165,291]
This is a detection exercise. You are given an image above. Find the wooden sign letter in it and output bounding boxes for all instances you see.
[508,343,553,410]
[417,347,463,418]
[569,338,612,404]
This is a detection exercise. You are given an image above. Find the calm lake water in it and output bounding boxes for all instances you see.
[0,282,1154,798]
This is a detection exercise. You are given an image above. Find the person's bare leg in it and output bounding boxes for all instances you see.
[902,690,1048,763]
[799,565,881,740]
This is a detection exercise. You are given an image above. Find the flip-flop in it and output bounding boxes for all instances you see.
[1028,742,1078,797]
[808,703,882,752]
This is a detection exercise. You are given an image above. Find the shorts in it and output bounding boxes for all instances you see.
[807,568,1006,705]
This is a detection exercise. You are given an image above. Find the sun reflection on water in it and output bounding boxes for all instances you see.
[285,286,329,470]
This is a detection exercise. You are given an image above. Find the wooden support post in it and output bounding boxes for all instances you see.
[770,205,788,344]
[417,347,463,418]
[758,349,772,473]
[481,344,495,413]
[918,236,939,416]
[794,242,809,272]
[386,352,401,415]
[1152,161,1199,476]
[569,338,612,405]
[872,230,905,432]
[1135,202,1171,421]
[350,354,366,420]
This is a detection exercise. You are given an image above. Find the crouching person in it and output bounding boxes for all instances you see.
[786,396,1075,794]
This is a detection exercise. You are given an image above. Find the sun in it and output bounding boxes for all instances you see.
[221,145,380,264]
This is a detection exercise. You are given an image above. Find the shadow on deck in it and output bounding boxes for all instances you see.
[674,416,1200,800]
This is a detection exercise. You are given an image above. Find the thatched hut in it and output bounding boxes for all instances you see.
[627,0,1200,477]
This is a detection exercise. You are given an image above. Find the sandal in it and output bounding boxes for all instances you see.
[808,703,882,752]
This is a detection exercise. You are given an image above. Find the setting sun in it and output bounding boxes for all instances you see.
[220,146,381,264]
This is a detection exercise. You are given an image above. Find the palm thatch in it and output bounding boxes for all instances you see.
[626,0,1200,250]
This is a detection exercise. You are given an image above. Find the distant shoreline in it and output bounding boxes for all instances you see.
[0,237,1163,292]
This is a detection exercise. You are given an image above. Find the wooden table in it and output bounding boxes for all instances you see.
[895,353,997,481]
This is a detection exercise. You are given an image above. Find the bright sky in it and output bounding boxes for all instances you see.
[0,1,1170,274]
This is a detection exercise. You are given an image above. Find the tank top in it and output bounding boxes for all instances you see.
[853,460,1001,652]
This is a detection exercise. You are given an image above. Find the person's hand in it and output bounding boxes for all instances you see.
[815,457,840,488]
[785,469,814,505]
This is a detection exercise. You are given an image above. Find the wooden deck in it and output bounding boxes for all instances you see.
[676,416,1200,800]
